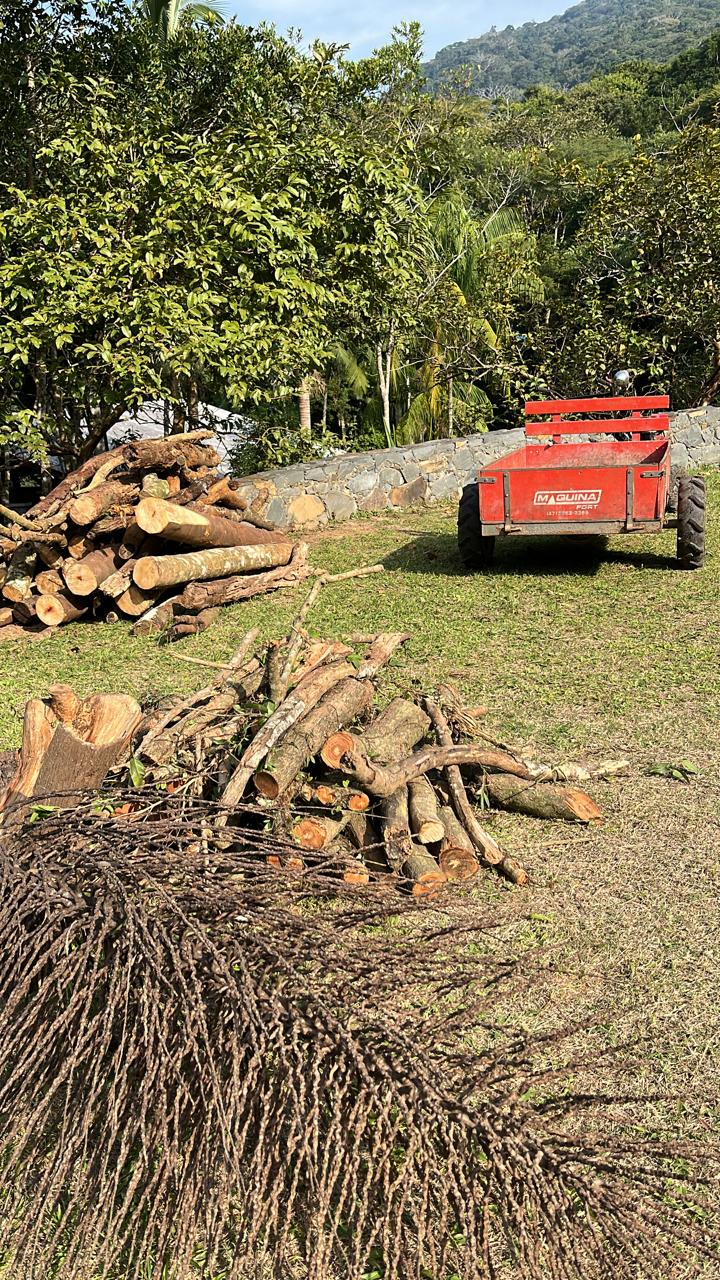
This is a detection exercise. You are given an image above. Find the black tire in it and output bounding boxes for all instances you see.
[458,482,495,570]
[676,475,706,570]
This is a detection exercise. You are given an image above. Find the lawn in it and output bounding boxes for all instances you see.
[2,471,719,1111]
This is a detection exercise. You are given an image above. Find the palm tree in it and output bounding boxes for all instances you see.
[142,0,225,42]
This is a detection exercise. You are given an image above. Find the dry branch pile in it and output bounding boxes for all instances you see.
[0,430,324,642]
[0,615,628,894]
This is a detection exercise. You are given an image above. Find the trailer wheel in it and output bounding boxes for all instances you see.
[458,483,495,570]
[676,475,705,569]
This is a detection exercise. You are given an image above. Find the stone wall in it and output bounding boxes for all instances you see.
[233,406,720,529]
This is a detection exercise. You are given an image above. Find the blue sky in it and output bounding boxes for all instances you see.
[226,0,571,60]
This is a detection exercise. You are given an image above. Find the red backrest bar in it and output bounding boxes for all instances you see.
[525,414,669,437]
[525,395,669,416]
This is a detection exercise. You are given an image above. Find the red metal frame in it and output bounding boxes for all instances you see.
[477,395,672,537]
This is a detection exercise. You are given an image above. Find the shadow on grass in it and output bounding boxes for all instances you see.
[382,533,680,577]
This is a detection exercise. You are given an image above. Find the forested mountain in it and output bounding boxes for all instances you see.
[423,0,720,93]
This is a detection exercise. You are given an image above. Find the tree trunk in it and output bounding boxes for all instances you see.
[0,689,141,817]
[253,678,373,800]
[135,498,287,549]
[62,547,122,597]
[408,775,445,844]
[133,541,294,591]
[478,773,602,823]
[298,379,312,441]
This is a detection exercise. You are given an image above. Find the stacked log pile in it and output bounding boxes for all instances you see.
[0,430,321,643]
[0,615,628,891]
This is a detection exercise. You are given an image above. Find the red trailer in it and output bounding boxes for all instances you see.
[458,395,705,570]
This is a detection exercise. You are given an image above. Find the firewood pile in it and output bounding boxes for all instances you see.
[0,615,628,891]
[0,429,325,643]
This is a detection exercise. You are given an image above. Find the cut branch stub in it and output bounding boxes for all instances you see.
[62,547,122,597]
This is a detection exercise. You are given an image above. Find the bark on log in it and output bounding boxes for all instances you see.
[12,599,37,625]
[68,479,139,527]
[423,697,511,873]
[135,497,288,550]
[62,547,122,596]
[36,543,65,569]
[134,541,294,591]
[0,690,142,817]
[381,785,446,895]
[478,773,602,823]
[177,542,310,612]
[408,775,445,844]
[221,659,355,806]
[2,543,36,603]
[36,590,88,627]
[160,607,219,643]
[321,697,429,772]
[35,569,65,595]
[253,678,373,800]
[66,529,95,560]
[355,632,410,680]
[124,437,219,472]
[437,805,480,881]
[203,475,247,511]
[132,597,181,636]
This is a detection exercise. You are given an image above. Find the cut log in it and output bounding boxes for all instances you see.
[0,607,14,627]
[381,785,446,895]
[62,547,122,596]
[68,479,139,527]
[135,497,288,550]
[0,690,142,817]
[437,806,480,881]
[253,677,373,800]
[478,773,602,823]
[178,543,311,612]
[2,543,36,603]
[35,569,65,595]
[115,583,157,617]
[66,529,95,560]
[36,591,88,627]
[324,835,371,886]
[132,597,181,636]
[134,541,294,591]
[402,847,447,897]
[221,659,355,806]
[124,437,219,472]
[408,775,445,845]
[291,812,348,850]
[322,697,428,772]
